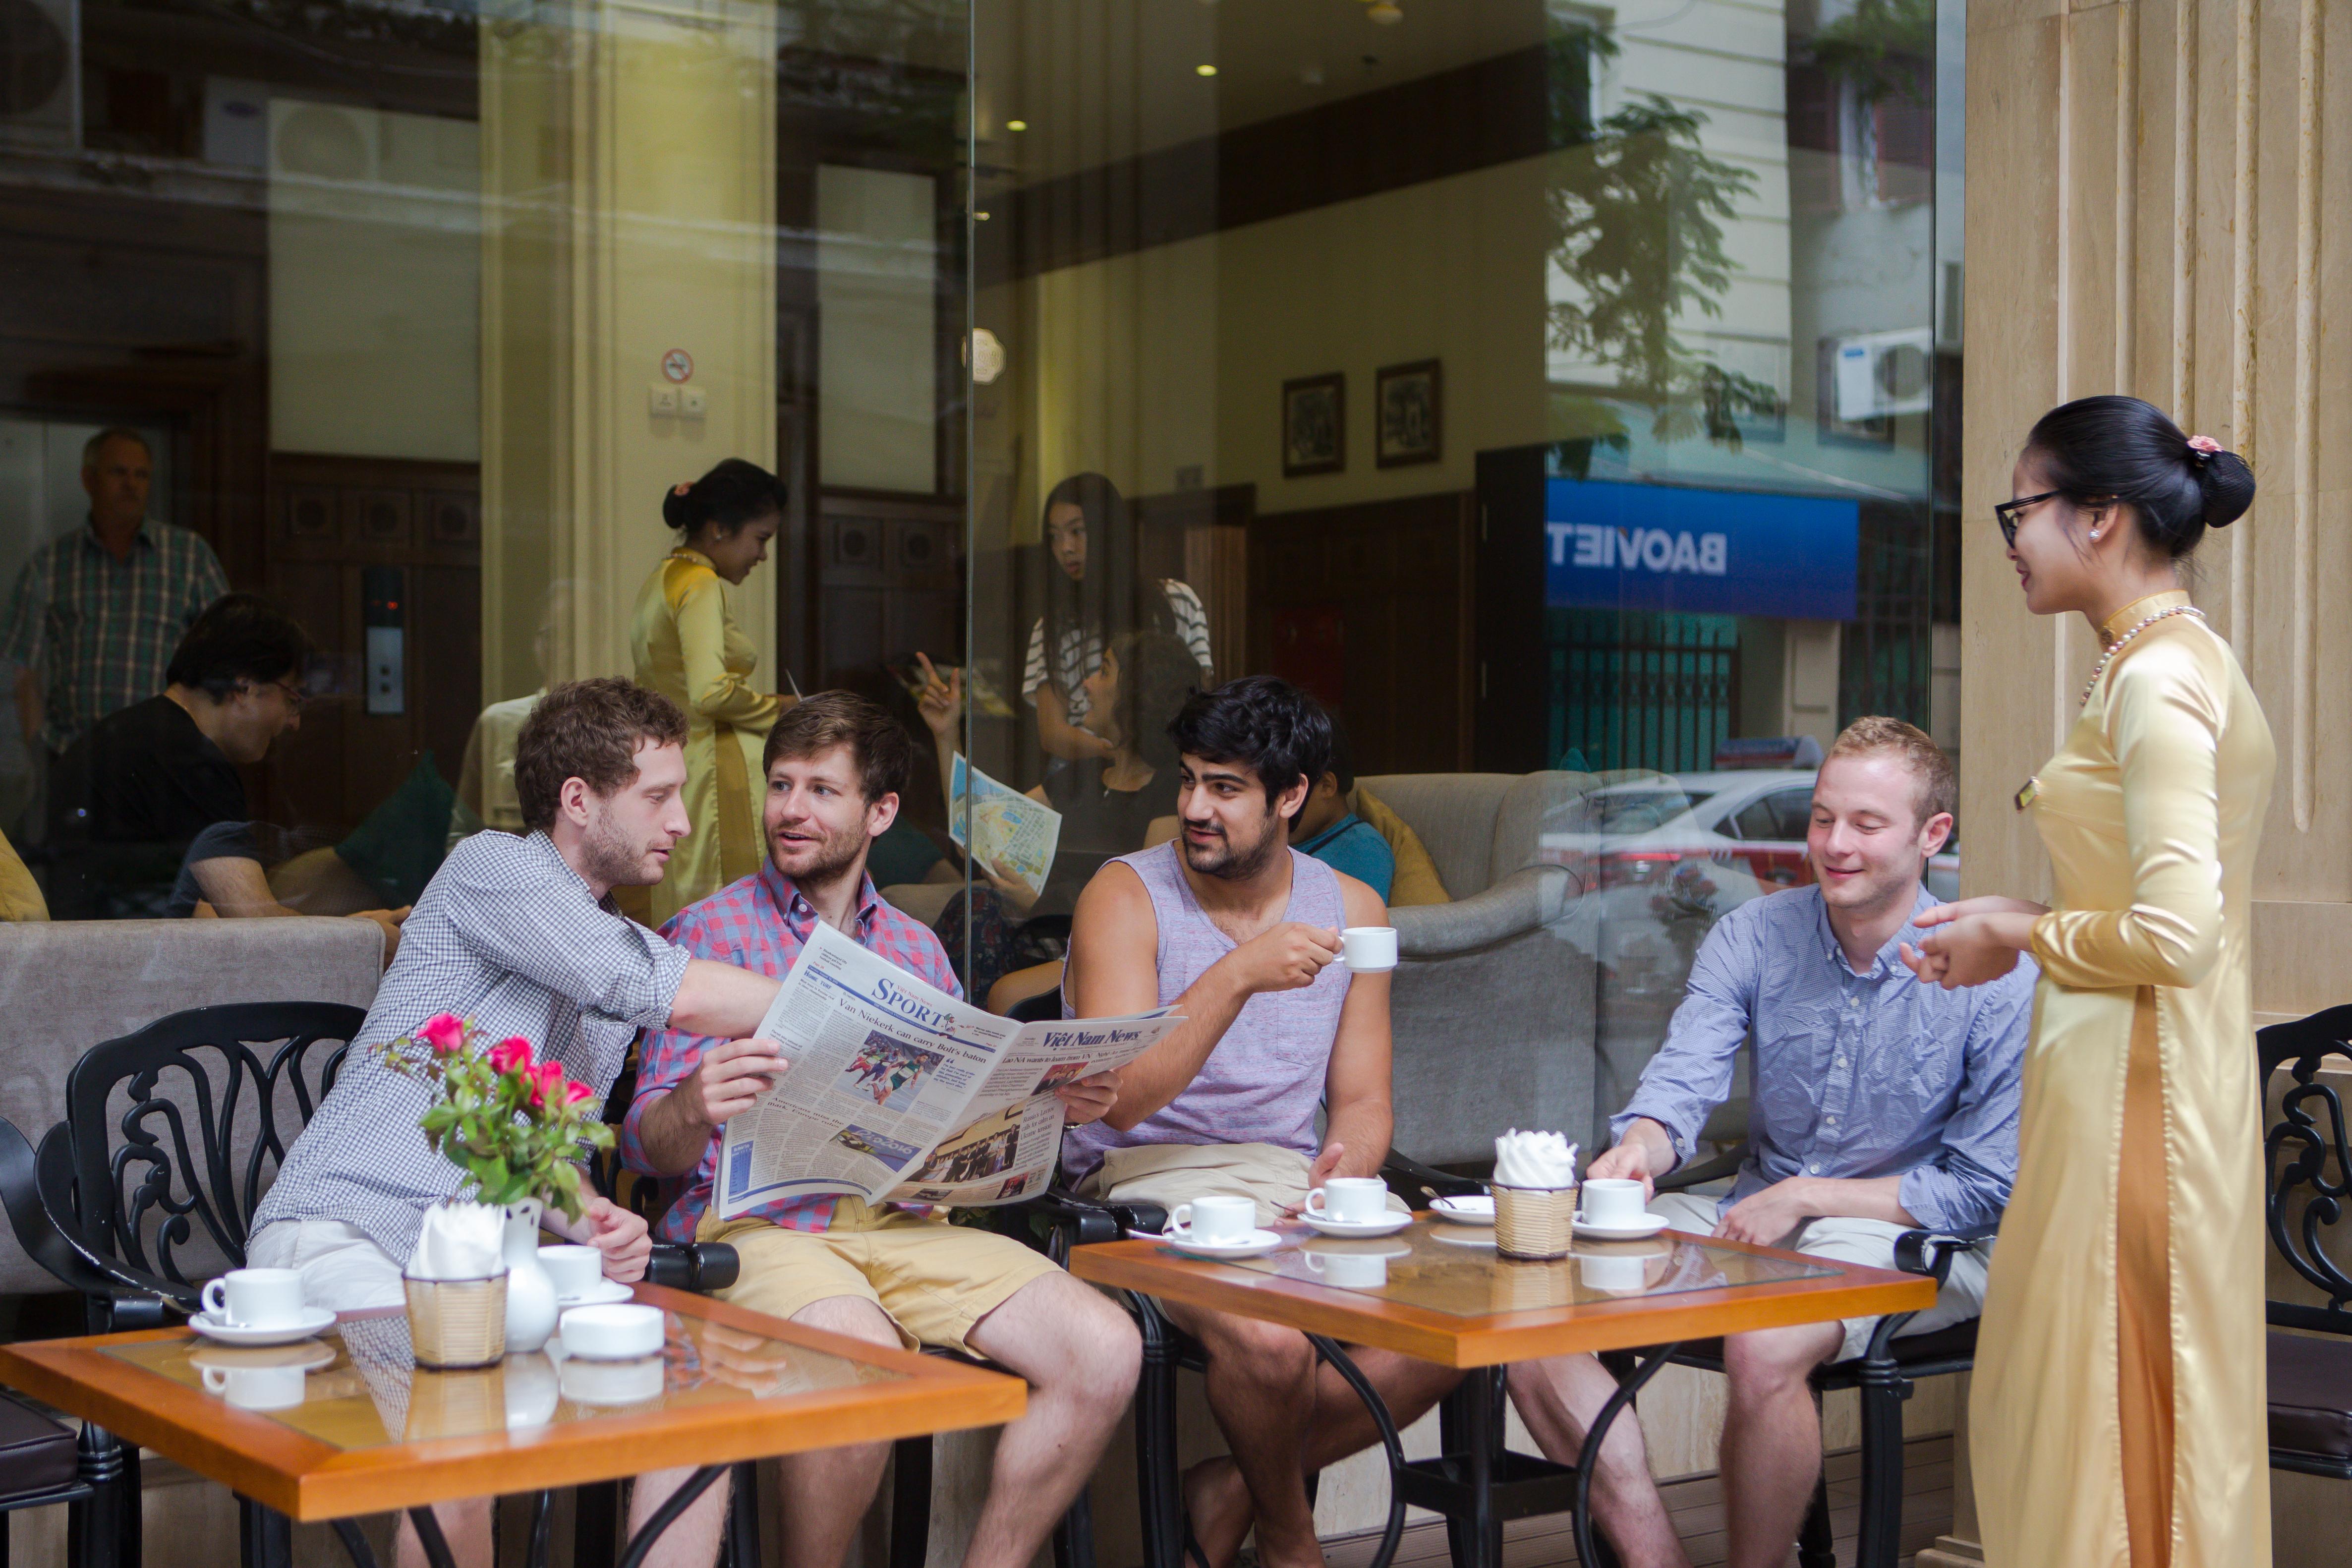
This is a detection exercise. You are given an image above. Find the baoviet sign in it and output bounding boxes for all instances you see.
[1544,477,1858,622]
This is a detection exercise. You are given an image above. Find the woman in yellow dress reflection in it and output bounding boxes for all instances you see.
[1903,396,2269,1568]
[630,459,793,926]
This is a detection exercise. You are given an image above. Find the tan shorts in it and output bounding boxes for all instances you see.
[1649,1190,1991,1363]
[1074,1141,1409,1229]
[696,1199,1061,1355]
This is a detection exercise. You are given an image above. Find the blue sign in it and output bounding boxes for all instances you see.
[1545,478,1859,621]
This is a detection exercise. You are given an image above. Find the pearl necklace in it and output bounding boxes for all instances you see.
[2081,604,2205,705]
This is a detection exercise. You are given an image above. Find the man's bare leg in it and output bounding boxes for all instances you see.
[1506,1353,1692,1568]
[1717,1321,1842,1568]
[958,1273,1142,1568]
[766,1295,901,1568]
[626,1466,731,1568]
[1184,1347,1463,1568]
[394,1498,489,1568]
[1160,1301,1324,1568]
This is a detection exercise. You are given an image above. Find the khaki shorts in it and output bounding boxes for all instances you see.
[696,1199,1060,1355]
[1649,1190,1990,1363]
[1074,1141,1409,1230]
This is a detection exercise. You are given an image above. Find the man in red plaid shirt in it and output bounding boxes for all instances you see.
[623,691,1139,1568]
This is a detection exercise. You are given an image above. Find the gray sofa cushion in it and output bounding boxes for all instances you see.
[1355,772,1520,898]
[0,918,384,1295]
[1491,771,1600,881]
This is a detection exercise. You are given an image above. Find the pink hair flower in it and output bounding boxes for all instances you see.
[2186,434,2223,459]
[488,1036,534,1075]
[417,1013,465,1055]
[673,481,693,495]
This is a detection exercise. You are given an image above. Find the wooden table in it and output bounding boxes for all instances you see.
[1071,1219,1937,1568]
[0,1282,1027,1568]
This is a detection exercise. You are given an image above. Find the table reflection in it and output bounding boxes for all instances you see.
[108,1303,906,1451]
[1187,1221,1837,1318]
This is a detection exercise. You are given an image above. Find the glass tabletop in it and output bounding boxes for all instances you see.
[1198,1221,1839,1318]
[107,1307,904,1452]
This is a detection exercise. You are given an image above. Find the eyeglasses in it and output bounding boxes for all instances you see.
[1994,489,2061,547]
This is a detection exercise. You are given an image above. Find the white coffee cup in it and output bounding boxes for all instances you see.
[1340,926,1399,972]
[539,1245,604,1300]
[559,1303,665,1361]
[1306,1249,1389,1288]
[1580,1178,1647,1228]
[1306,1176,1389,1225]
[201,1361,308,1410]
[201,1268,305,1329]
[1168,1194,1256,1245]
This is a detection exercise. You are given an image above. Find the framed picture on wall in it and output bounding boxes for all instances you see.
[1375,359,1441,467]
[1282,373,1346,476]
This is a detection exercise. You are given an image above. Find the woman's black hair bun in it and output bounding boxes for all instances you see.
[2194,449,2257,530]
[662,460,786,535]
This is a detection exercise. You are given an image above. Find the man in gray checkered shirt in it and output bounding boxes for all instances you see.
[251,677,788,1568]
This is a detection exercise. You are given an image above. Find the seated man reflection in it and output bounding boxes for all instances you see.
[1062,676,1458,1568]
[1284,713,1392,900]
[623,691,1138,1568]
[1507,718,2030,1568]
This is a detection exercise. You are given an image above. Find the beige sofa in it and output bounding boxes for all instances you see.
[0,918,385,1295]
[1356,771,1603,1159]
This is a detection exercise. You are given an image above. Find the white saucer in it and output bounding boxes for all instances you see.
[1429,1195,1495,1225]
[1573,1213,1671,1241]
[1431,1226,1496,1247]
[187,1307,338,1347]
[557,1279,633,1308]
[1301,1212,1413,1238]
[1299,1235,1413,1260]
[1157,1227,1287,1260]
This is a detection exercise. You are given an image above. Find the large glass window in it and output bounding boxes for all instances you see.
[0,0,1954,1163]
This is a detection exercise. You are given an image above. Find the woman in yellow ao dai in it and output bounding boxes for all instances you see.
[629,461,793,928]
[1903,397,2271,1568]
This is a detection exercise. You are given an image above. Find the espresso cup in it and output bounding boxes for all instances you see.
[1306,1249,1389,1288]
[1306,1176,1389,1225]
[1168,1194,1256,1245]
[201,1360,309,1410]
[201,1268,306,1329]
[1580,1178,1647,1228]
[1340,926,1399,972]
[539,1245,604,1300]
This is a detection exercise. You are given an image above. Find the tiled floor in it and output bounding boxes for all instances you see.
[1325,1437,1955,1568]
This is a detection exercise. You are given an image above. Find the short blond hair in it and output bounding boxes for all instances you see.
[1824,716,1954,825]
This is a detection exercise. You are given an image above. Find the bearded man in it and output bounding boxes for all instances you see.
[250,677,790,1568]
[1059,675,1461,1568]
[623,690,1139,1568]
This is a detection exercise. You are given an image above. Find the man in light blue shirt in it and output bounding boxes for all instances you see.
[1509,718,2033,1568]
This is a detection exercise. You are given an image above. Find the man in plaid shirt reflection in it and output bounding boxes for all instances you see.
[624,692,1138,1568]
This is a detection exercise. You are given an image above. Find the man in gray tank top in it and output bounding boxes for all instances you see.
[1065,678,1463,1568]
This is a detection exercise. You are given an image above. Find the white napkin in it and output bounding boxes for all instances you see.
[1493,1129,1578,1190]
[404,1201,506,1280]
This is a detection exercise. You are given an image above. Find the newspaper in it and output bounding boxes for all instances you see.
[948,753,1062,903]
[716,922,1178,1213]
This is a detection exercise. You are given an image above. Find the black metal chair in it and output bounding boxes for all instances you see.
[2256,1005,2352,1481]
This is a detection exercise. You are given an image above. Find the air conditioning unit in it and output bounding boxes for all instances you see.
[1831,327,1935,421]
[0,0,79,151]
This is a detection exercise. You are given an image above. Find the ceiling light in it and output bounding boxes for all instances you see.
[1368,1,1403,22]
[1005,119,1027,132]
[1196,63,1218,77]
[969,329,1006,385]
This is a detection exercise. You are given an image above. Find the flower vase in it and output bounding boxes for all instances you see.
[501,1197,559,1354]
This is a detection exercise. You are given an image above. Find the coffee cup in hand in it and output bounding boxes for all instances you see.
[1306,1176,1389,1224]
[1340,926,1398,972]
[1168,1194,1256,1245]
[202,1268,306,1329]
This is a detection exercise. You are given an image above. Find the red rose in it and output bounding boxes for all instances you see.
[565,1080,596,1106]
[488,1037,534,1075]
[418,1013,465,1055]
[529,1060,566,1107]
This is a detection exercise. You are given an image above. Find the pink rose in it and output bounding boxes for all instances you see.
[565,1080,596,1106]
[418,1013,465,1055]
[529,1059,566,1107]
[488,1036,534,1075]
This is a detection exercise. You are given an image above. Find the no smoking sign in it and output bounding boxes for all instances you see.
[661,348,694,383]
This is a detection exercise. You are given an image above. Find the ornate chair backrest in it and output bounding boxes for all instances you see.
[2256,1005,2352,1336]
[63,1002,368,1294]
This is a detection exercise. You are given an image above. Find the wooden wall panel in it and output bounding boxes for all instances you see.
[1963,0,2352,997]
